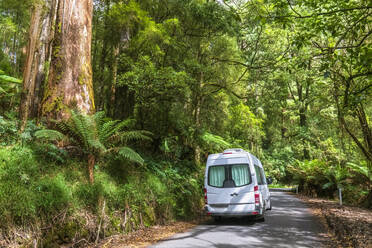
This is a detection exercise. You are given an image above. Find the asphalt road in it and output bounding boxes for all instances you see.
[149,191,328,248]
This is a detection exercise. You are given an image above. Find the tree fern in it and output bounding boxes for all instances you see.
[34,111,149,183]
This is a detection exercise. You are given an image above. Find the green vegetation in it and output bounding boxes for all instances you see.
[0,0,371,245]
[0,118,201,245]
[35,110,151,183]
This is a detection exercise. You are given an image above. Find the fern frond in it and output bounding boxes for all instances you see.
[117,146,144,165]
[201,132,231,148]
[60,111,86,147]
[72,110,98,150]
[110,119,135,135]
[94,111,107,134]
[87,139,106,154]
[99,120,120,142]
[119,130,153,143]
[35,129,65,141]
[115,119,135,130]
[347,162,371,181]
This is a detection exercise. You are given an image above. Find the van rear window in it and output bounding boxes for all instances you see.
[208,164,251,188]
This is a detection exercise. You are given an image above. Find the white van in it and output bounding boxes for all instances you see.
[204,148,272,221]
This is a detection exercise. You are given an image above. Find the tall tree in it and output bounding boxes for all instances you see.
[41,0,95,121]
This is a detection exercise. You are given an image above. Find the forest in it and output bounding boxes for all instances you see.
[0,0,371,246]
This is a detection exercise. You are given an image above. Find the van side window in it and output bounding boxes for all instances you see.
[259,167,267,184]
[254,165,263,185]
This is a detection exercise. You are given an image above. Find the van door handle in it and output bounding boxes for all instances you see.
[230,193,238,196]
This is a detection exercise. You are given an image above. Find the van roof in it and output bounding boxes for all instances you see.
[207,149,262,167]
[208,149,250,159]
[223,148,245,153]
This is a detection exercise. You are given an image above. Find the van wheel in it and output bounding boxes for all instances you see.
[256,215,265,222]
[213,216,222,222]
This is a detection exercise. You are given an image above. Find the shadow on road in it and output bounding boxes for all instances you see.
[204,216,257,226]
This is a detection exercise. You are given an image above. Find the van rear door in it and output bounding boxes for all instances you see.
[207,164,254,205]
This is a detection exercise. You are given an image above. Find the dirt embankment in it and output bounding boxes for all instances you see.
[299,195,372,248]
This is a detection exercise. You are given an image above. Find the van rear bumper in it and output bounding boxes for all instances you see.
[205,203,262,217]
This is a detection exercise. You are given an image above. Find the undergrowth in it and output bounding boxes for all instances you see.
[0,144,202,246]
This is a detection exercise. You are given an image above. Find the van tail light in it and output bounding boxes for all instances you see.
[254,185,259,205]
[255,194,260,204]
[204,188,208,204]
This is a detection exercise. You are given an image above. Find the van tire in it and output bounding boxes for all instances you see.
[213,216,222,222]
[256,215,265,222]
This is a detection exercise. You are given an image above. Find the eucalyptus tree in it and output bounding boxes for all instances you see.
[19,0,96,131]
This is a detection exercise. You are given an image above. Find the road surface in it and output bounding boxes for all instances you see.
[150,191,328,248]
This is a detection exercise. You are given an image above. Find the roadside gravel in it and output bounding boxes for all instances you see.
[298,195,372,248]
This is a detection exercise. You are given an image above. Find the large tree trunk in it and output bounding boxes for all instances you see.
[110,28,130,117]
[41,0,95,121]
[19,0,57,131]
[19,3,42,132]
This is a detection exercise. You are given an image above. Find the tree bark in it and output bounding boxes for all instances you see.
[41,0,95,121]
[19,2,43,132]
[19,0,58,131]
[296,80,310,160]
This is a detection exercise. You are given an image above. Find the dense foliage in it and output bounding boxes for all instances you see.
[0,0,370,245]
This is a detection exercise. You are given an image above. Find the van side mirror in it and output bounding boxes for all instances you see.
[267,177,273,185]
